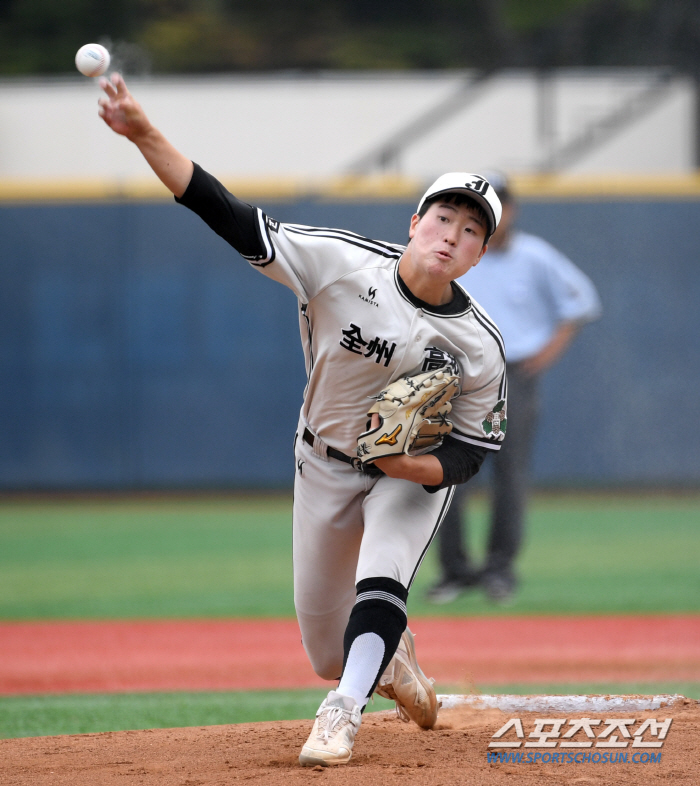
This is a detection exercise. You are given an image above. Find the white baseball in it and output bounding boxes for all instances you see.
[75,44,111,77]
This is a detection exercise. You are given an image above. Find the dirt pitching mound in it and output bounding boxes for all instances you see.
[1,699,697,785]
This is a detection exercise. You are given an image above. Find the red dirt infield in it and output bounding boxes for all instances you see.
[2,615,698,695]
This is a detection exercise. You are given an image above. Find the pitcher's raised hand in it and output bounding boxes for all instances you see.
[96,73,193,197]
[98,73,151,141]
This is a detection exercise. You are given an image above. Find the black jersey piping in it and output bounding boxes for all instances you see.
[284,224,405,256]
[300,302,314,377]
[470,302,506,360]
[450,428,502,451]
[245,208,276,267]
[287,223,405,253]
[470,304,508,400]
[407,485,455,590]
[392,263,472,318]
[285,226,403,260]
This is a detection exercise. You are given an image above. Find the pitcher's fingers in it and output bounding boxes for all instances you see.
[99,76,118,98]
[112,73,128,96]
[97,97,116,119]
[97,103,114,121]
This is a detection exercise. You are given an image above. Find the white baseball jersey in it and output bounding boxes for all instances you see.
[248,216,507,457]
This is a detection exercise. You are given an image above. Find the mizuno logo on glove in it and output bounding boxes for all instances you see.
[375,425,402,446]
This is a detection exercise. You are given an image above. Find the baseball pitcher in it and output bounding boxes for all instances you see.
[97,74,507,766]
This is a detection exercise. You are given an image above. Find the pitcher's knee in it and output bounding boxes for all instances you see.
[307,651,344,681]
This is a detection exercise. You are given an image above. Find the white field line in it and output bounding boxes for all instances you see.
[436,694,687,712]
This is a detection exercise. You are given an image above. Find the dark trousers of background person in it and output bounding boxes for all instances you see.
[437,362,540,587]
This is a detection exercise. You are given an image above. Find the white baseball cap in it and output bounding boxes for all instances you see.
[417,173,503,239]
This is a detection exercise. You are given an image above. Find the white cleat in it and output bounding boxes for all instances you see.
[375,627,439,729]
[299,691,362,766]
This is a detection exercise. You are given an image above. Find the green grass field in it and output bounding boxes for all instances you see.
[1,492,698,619]
[1,491,698,738]
[2,682,698,740]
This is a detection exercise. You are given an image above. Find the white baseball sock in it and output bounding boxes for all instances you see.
[336,632,385,710]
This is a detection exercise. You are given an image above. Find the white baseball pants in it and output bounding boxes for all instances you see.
[293,425,453,680]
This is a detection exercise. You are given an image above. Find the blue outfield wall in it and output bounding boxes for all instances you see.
[1,196,698,489]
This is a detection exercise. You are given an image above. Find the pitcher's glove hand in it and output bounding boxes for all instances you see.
[356,367,460,466]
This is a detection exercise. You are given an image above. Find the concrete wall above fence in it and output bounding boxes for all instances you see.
[0,68,695,188]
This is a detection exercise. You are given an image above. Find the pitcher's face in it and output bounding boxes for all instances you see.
[407,200,488,284]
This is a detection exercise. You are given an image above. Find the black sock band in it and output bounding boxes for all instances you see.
[342,577,408,702]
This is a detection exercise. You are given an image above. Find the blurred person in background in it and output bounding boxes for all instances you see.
[426,173,602,605]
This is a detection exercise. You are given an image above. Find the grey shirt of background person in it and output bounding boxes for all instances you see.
[426,172,602,605]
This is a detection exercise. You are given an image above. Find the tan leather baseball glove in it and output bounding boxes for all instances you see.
[356,367,460,465]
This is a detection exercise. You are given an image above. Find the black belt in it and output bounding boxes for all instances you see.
[302,428,383,476]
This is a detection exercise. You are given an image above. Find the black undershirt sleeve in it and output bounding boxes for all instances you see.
[422,435,488,493]
[175,162,266,260]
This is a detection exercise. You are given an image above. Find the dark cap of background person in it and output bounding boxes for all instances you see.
[481,170,514,205]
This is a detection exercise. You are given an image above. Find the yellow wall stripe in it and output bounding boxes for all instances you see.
[2,173,700,203]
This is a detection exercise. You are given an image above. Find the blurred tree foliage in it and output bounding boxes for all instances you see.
[1,0,699,76]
